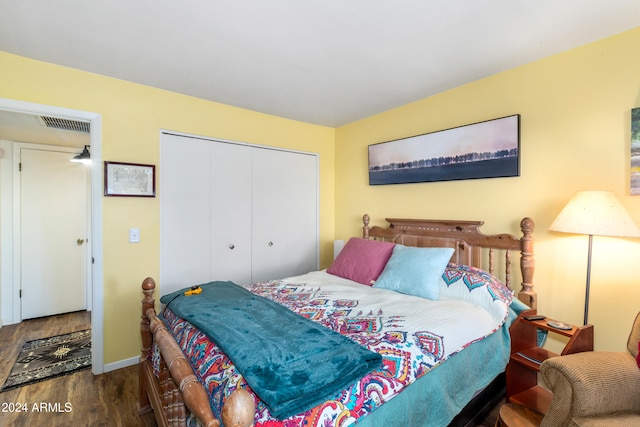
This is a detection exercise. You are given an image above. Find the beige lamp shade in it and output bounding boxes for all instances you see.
[549,191,640,237]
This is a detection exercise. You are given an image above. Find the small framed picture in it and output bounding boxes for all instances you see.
[104,161,155,197]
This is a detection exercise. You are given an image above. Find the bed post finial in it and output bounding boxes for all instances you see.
[221,388,256,427]
[141,277,156,358]
[518,217,537,309]
[363,214,370,239]
[139,277,156,414]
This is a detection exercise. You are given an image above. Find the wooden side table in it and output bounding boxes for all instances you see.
[496,403,544,427]
[507,310,594,414]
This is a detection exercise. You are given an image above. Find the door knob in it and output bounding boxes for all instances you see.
[77,239,85,245]
[268,241,274,247]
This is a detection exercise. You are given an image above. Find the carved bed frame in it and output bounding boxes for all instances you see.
[139,214,536,427]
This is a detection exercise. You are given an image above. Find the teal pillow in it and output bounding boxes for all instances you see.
[373,245,454,300]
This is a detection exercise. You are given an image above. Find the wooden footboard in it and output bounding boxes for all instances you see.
[139,277,255,427]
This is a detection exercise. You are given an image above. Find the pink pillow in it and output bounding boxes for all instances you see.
[327,237,395,285]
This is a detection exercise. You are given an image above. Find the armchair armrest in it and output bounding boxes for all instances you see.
[540,352,640,427]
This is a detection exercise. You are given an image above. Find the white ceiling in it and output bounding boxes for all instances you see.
[1,0,639,135]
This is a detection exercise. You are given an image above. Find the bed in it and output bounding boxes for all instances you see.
[139,214,536,427]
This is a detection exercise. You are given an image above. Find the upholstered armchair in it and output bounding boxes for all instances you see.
[540,312,640,427]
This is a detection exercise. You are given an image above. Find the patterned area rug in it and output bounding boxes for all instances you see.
[1,329,91,392]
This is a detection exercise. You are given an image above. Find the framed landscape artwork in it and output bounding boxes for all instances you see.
[368,114,520,185]
[632,107,640,195]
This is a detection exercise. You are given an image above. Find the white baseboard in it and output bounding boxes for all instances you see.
[2,316,18,327]
[103,356,139,373]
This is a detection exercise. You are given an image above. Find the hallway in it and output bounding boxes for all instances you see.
[0,311,155,427]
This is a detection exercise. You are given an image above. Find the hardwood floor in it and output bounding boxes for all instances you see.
[0,311,500,426]
[0,311,156,427]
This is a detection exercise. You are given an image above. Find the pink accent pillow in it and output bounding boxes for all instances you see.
[327,237,395,285]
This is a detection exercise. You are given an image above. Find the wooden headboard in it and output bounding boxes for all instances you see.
[362,214,536,309]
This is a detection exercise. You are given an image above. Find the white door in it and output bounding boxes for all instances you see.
[251,148,318,283]
[20,147,88,319]
[210,141,252,284]
[160,134,213,294]
[160,135,253,293]
[160,133,318,290]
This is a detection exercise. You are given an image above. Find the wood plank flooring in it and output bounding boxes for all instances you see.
[0,311,500,427]
[0,311,156,427]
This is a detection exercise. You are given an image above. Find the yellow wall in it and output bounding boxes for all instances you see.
[0,52,335,364]
[335,27,640,352]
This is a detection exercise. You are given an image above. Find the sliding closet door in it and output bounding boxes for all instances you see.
[251,147,318,283]
[209,142,252,284]
[161,133,318,290]
[160,134,212,294]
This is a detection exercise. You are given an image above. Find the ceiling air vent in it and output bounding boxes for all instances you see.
[39,116,90,133]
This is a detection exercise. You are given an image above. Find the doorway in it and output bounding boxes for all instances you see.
[18,144,89,319]
[0,98,104,374]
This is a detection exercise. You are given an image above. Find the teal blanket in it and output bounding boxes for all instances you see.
[160,281,382,419]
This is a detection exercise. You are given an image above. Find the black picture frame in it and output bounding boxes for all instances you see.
[368,114,520,185]
[104,161,156,197]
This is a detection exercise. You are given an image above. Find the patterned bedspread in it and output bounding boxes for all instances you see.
[156,264,513,426]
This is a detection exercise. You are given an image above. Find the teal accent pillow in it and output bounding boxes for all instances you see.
[373,245,454,300]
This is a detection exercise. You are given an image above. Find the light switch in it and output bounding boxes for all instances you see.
[129,228,140,243]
